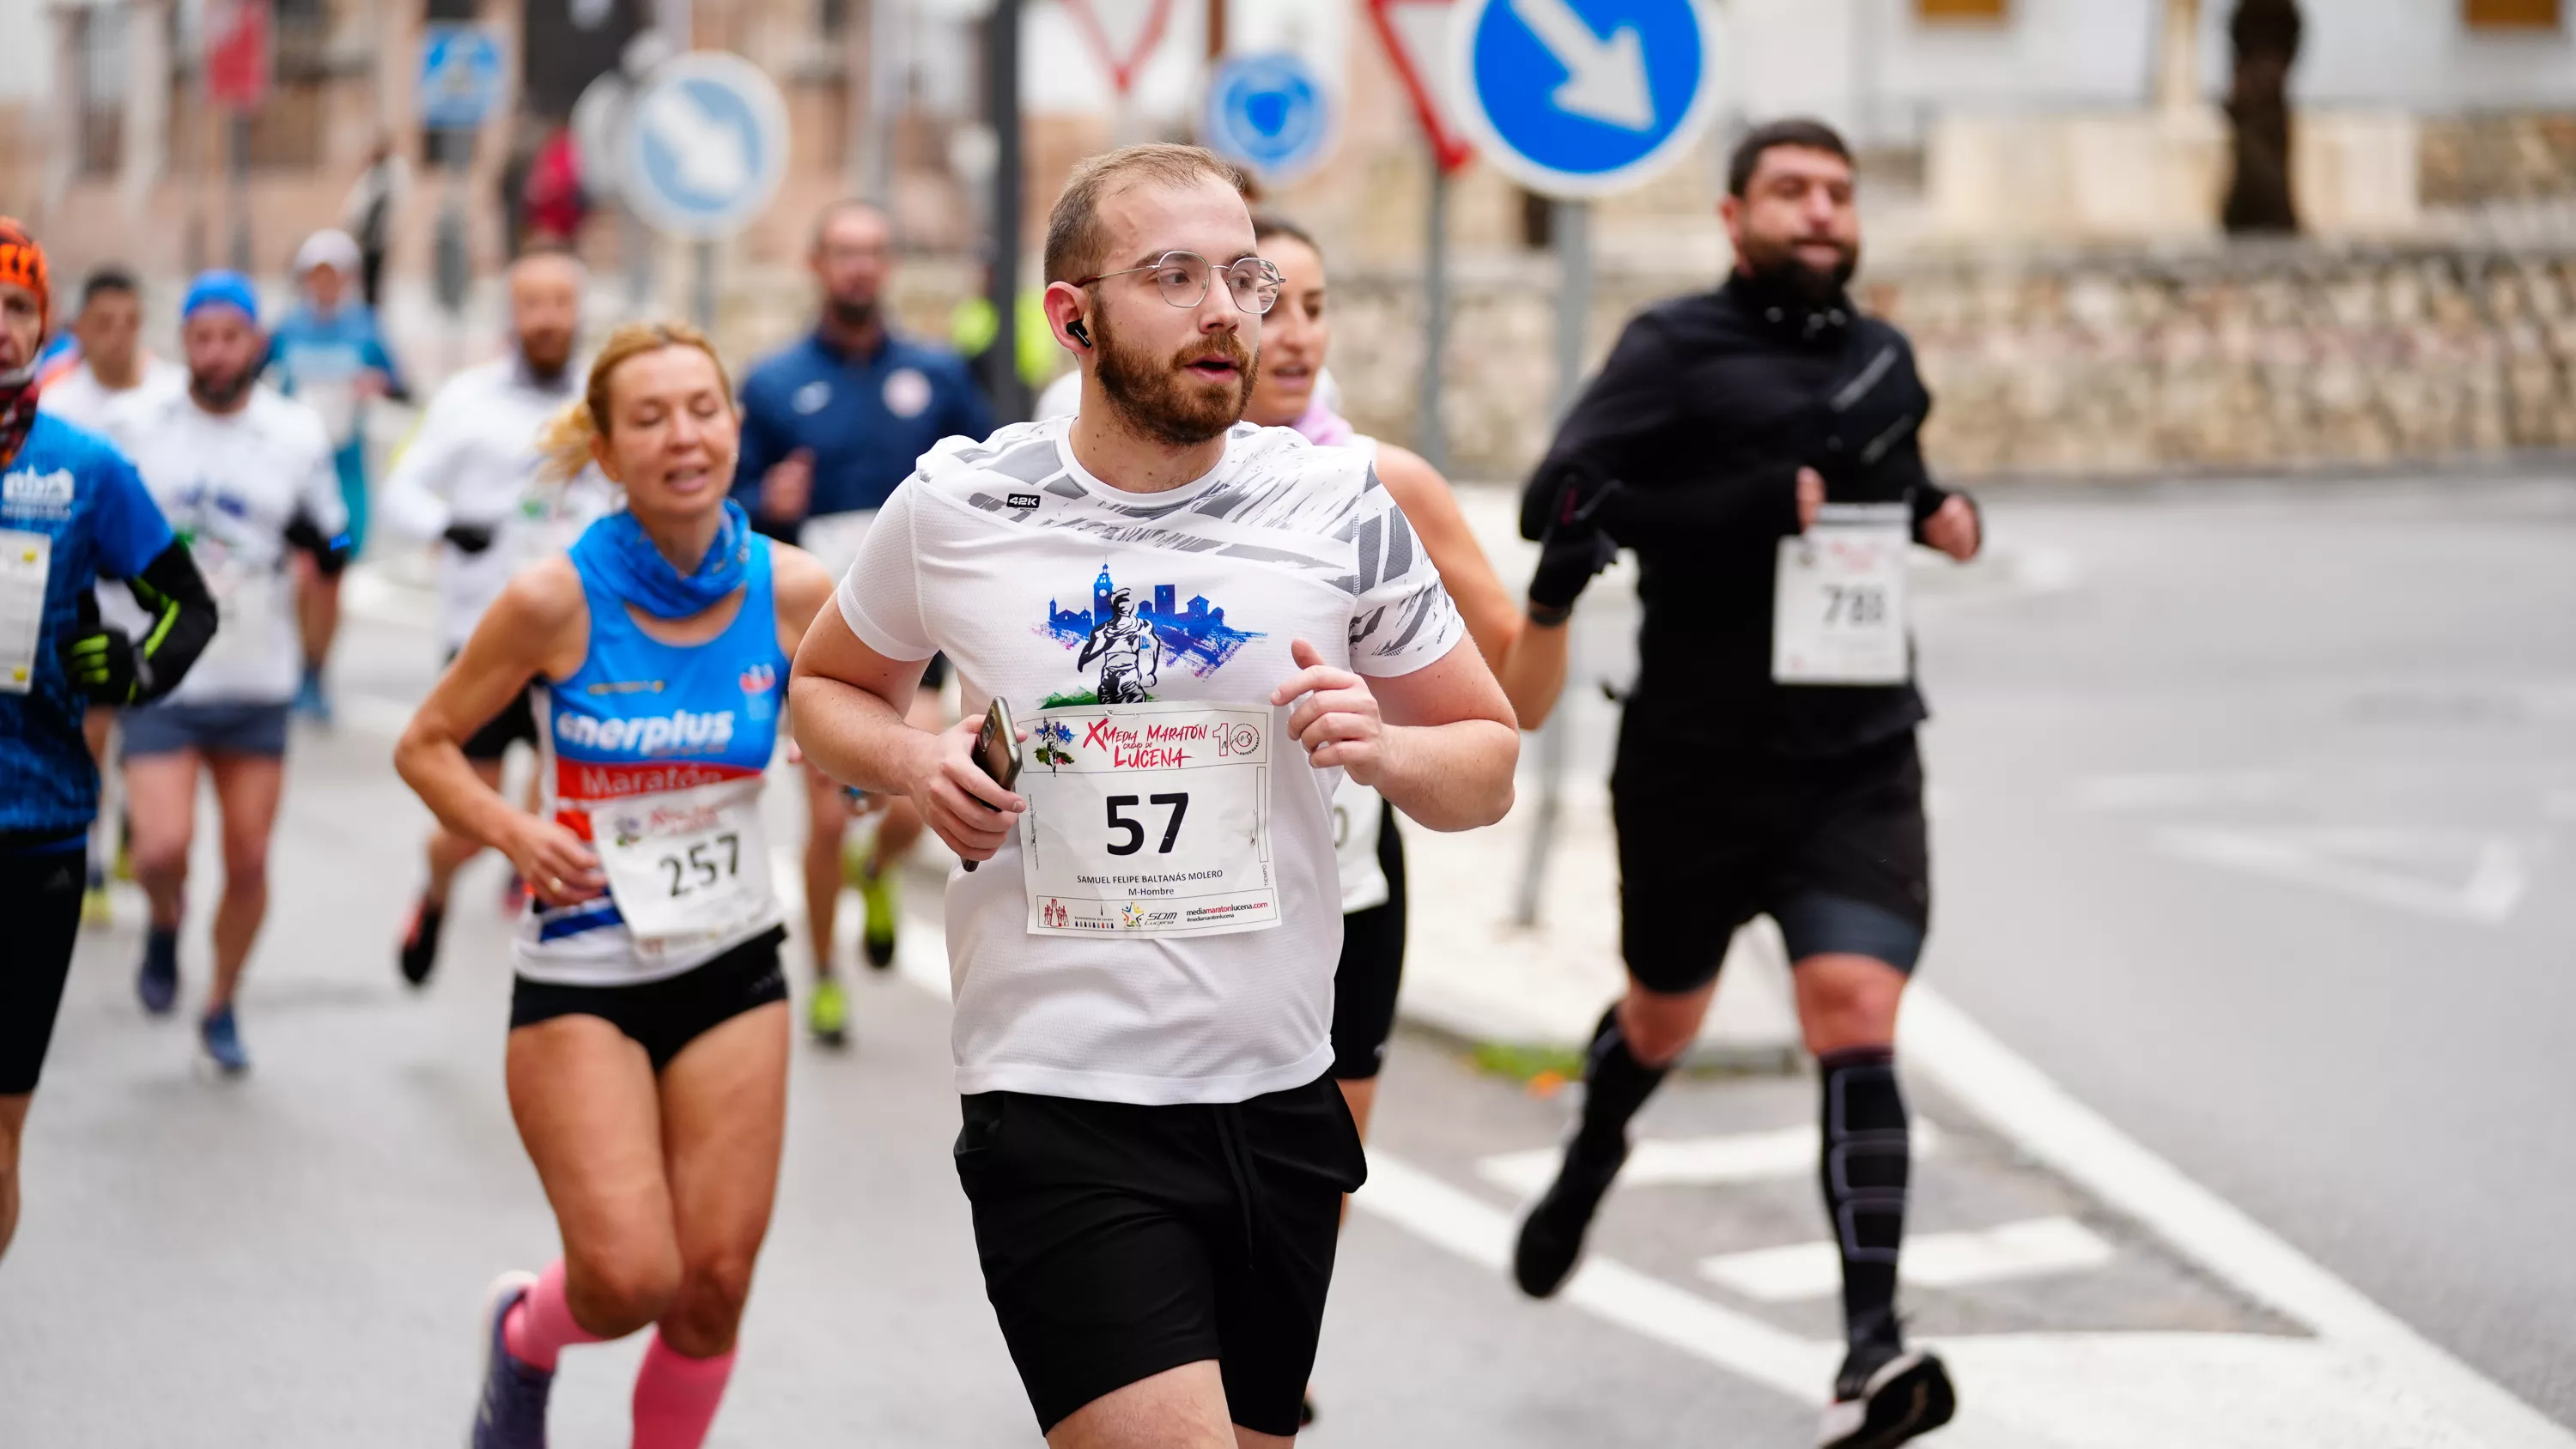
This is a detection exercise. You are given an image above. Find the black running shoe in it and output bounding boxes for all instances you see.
[1512,1132,1629,1298]
[1818,1345,1957,1449]
[398,898,445,988]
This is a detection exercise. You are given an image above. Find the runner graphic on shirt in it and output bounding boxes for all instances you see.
[1077,587,1160,701]
[1042,562,1261,706]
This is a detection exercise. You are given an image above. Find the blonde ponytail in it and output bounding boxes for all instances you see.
[536,318,738,485]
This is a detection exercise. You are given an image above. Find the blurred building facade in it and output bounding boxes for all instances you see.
[0,0,2568,482]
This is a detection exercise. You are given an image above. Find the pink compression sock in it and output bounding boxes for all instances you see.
[630,1332,738,1449]
[501,1260,605,1373]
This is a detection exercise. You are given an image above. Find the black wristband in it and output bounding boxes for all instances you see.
[1526,598,1574,627]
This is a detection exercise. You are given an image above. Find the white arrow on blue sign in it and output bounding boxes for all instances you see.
[1449,0,1723,197]
[619,52,791,241]
[419,23,507,130]
[1200,52,1339,187]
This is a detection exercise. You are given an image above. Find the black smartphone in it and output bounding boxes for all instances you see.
[960,697,1020,873]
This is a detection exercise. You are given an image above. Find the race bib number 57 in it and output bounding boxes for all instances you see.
[1018,700,1279,938]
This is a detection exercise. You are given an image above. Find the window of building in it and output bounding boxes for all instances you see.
[72,5,127,178]
[1917,0,2008,19]
[2465,0,2561,27]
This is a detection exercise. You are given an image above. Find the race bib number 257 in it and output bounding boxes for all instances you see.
[1018,700,1279,938]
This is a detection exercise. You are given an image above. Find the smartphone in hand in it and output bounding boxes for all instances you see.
[960,697,1020,873]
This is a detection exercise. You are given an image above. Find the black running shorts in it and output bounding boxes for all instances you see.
[447,650,538,762]
[952,1074,1368,1437]
[508,926,788,1071]
[0,844,87,1096]
[1331,798,1406,1081]
[1612,724,1930,995]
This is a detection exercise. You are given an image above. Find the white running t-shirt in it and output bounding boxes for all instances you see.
[837,415,1465,1105]
[105,386,347,706]
[38,356,185,434]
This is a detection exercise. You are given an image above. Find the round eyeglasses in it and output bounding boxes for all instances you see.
[1072,252,1284,315]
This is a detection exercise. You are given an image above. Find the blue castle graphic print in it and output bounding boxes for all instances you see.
[1042,563,1262,701]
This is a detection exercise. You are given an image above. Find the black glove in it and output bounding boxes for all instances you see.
[58,592,142,705]
[1525,464,1624,620]
[442,521,498,555]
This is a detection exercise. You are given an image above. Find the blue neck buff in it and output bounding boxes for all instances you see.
[570,500,755,619]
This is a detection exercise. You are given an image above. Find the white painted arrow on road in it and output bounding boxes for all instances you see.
[1507,0,1655,130]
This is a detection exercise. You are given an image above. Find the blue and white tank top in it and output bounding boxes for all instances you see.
[515,530,789,985]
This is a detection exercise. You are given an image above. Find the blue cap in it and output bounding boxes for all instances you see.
[180,270,259,324]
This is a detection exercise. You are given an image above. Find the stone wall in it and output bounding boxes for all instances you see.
[1328,243,2576,485]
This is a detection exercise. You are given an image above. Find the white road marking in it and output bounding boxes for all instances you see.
[1475,1121,1947,1197]
[1354,1153,1832,1402]
[1902,985,2576,1448]
[1357,1152,2515,1448]
[1697,1216,2114,1303]
[2075,770,2297,811]
[2152,825,2539,925]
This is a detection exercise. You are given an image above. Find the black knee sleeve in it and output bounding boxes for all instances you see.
[1820,1046,1910,1349]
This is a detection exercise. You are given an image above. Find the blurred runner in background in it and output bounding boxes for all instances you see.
[380,250,614,988]
[269,227,405,724]
[733,200,992,1046]
[0,219,216,1263]
[341,134,409,311]
[105,270,353,1076]
[39,265,186,924]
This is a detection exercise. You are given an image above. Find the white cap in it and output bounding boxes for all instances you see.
[295,228,362,276]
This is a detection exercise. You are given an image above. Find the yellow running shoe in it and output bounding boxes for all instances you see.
[859,863,898,971]
[82,882,112,929]
[807,976,849,1048]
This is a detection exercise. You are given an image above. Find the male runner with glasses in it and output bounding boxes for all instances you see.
[793,144,1518,1448]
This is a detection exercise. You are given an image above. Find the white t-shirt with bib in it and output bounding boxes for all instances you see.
[104,386,346,706]
[376,357,616,650]
[835,415,1464,1106]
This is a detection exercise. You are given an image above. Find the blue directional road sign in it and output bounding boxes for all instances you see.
[1449,0,1722,197]
[620,52,791,241]
[419,23,507,130]
[1200,52,1338,187]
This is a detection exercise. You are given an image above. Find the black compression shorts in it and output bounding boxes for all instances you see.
[508,927,787,1072]
[1612,725,1929,995]
[952,1075,1367,1437]
[0,845,87,1095]
[1330,797,1406,1081]
[447,649,538,762]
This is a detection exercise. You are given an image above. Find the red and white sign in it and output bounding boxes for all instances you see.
[204,0,272,112]
[1064,0,1175,96]
[1366,0,1473,173]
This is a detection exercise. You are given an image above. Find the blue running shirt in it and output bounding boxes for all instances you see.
[0,414,175,846]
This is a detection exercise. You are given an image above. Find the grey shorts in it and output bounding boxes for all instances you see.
[119,702,292,760]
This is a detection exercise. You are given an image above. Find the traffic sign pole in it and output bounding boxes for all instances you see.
[1417,164,1450,474]
[985,0,1030,422]
[1449,0,1720,923]
[1513,196,1590,930]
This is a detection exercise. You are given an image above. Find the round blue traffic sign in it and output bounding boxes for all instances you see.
[620,52,790,240]
[1450,0,1723,197]
[1200,52,1338,186]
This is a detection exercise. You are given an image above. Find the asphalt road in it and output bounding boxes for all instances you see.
[3,475,2569,1444]
[1907,476,2576,1423]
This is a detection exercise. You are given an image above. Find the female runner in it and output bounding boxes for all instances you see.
[396,320,835,1449]
[1244,214,1551,1143]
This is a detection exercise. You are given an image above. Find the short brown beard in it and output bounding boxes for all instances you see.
[190,364,254,411]
[1092,307,1257,447]
[1738,228,1858,304]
